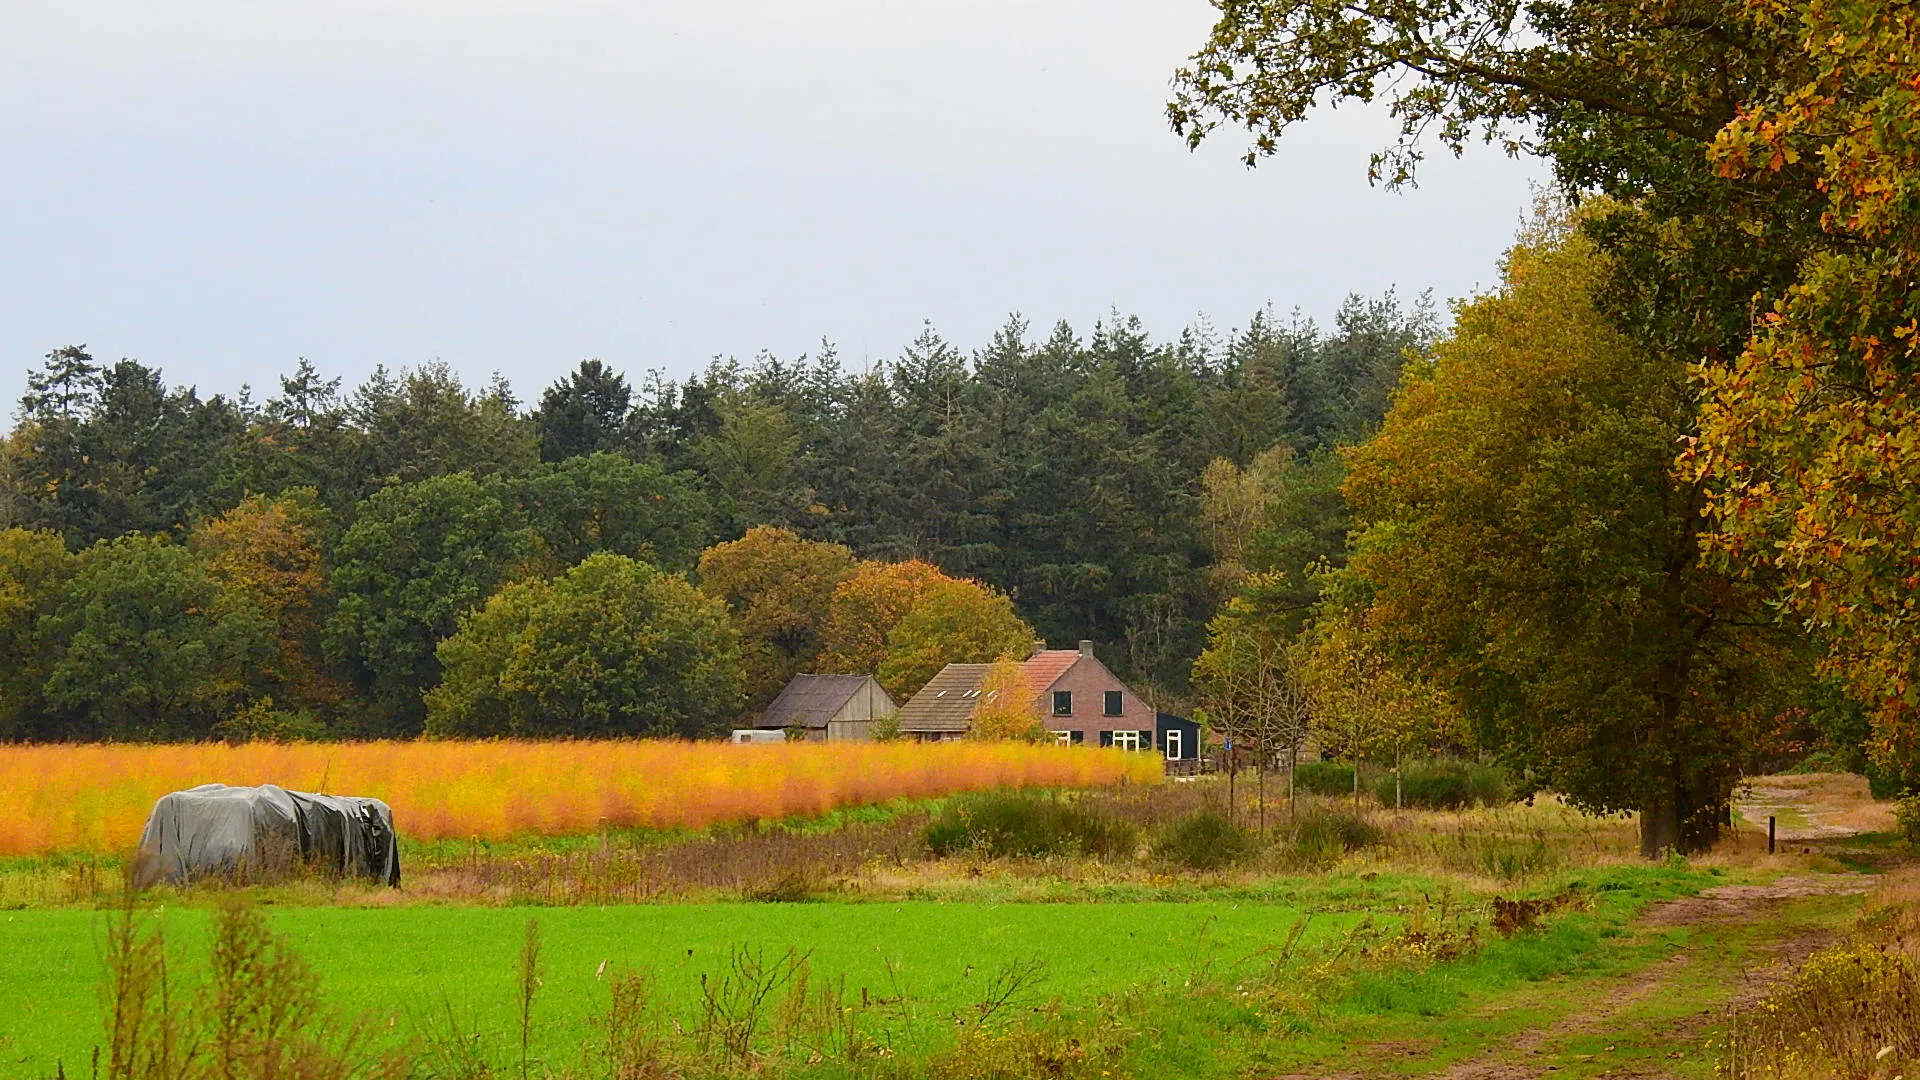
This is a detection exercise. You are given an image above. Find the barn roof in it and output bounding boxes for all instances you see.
[758,674,875,730]
[895,664,993,732]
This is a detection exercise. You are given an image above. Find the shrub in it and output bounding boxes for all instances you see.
[1895,793,1920,844]
[1373,759,1510,809]
[1151,810,1256,870]
[1720,941,1920,1078]
[1282,807,1383,868]
[1294,761,1359,797]
[1868,764,1908,800]
[924,793,1137,859]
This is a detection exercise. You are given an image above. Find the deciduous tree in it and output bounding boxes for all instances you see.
[1343,221,1794,854]
[971,654,1045,742]
[516,452,710,572]
[876,578,1035,700]
[1688,1,1920,784]
[323,473,531,733]
[695,527,856,707]
[0,528,76,739]
[41,536,274,740]
[193,490,344,725]
[816,559,951,677]
[426,554,741,738]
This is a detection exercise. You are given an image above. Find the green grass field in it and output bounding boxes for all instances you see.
[1,897,1362,1075]
[0,864,1758,1079]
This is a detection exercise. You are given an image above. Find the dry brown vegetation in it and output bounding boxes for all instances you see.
[8,774,1882,911]
[1718,868,1920,1079]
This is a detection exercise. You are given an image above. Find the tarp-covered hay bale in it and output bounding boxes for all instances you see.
[133,783,401,888]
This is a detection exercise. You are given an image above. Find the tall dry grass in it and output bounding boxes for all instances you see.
[0,740,1161,857]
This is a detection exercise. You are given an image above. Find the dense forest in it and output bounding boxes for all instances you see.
[0,297,1431,742]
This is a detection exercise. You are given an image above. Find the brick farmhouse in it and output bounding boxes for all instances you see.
[894,641,1160,749]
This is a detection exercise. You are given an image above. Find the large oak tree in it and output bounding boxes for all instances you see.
[1344,222,1795,853]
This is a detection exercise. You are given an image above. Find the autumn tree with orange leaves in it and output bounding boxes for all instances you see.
[1689,0,1920,783]
[815,559,950,677]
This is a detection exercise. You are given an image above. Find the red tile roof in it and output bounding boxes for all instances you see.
[1019,651,1082,701]
[896,651,1091,734]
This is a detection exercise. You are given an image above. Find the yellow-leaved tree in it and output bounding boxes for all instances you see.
[970,654,1044,742]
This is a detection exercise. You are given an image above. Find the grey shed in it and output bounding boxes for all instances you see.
[133,783,401,888]
[755,674,896,742]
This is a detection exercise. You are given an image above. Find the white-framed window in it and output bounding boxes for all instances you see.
[1051,730,1071,745]
[1164,729,1182,760]
[1111,730,1141,751]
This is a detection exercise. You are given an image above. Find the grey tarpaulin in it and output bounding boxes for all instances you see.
[133,783,401,888]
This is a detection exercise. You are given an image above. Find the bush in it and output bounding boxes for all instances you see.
[1283,807,1383,868]
[924,793,1137,859]
[1294,761,1360,797]
[1870,764,1911,801]
[1373,759,1511,809]
[1895,794,1920,844]
[1151,810,1257,870]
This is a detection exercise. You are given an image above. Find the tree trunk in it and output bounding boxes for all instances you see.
[1227,753,1236,828]
[1638,794,1681,858]
[1257,756,1267,837]
[1640,776,1728,858]
[1288,742,1298,818]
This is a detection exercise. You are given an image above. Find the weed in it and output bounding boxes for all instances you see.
[102,881,410,1080]
[417,1000,496,1080]
[969,957,1049,1027]
[516,919,543,1080]
[697,945,810,1069]
[925,1011,1129,1080]
[100,870,185,1080]
[1489,889,1588,936]
[1719,868,1920,1079]
[742,870,818,903]
[1475,835,1559,881]
[590,970,675,1080]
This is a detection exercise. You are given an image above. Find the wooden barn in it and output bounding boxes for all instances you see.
[752,674,896,742]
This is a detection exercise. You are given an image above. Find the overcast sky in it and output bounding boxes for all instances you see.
[1,1,1544,410]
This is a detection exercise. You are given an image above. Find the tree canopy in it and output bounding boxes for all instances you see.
[1341,220,1793,852]
[426,554,741,739]
[1172,0,1920,784]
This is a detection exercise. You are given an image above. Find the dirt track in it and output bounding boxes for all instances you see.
[1431,875,1871,1080]
[1280,771,1895,1080]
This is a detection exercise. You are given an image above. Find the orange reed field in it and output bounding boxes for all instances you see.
[0,740,1163,857]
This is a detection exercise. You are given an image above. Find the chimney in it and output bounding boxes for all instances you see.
[1078,639,1095,659]
[1030,639,1048,658]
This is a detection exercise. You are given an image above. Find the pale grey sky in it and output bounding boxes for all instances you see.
[0,1,1544,408]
